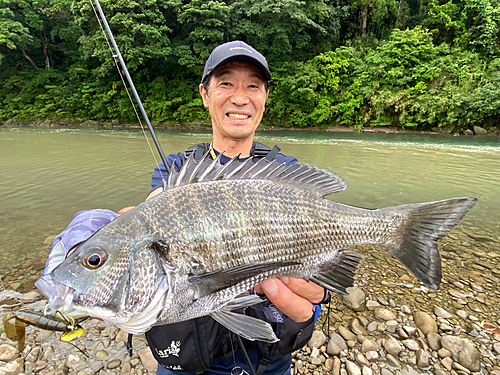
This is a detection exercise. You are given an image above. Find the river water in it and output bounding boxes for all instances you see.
[0,127,499,290]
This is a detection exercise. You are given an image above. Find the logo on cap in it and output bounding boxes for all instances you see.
[229,47,252,53]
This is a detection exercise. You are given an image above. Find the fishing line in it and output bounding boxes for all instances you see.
[89,0,170,181]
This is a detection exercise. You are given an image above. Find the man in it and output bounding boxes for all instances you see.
[43,41,326,374]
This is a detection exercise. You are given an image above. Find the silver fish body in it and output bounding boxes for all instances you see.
[36,154,477,342]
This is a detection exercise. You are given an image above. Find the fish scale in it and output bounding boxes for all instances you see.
[36,153,477,341]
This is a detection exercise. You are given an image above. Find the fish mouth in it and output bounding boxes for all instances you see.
[35,275,77,316]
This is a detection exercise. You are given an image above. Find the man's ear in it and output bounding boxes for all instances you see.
[199,84,209,108]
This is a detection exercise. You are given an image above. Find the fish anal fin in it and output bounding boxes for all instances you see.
[311,251,364,295]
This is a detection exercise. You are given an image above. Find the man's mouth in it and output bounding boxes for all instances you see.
[227,113,250,120]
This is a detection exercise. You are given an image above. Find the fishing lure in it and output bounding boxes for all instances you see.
[10,310,86,340]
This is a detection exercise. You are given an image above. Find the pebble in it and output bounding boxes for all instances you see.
[374,307,396,321]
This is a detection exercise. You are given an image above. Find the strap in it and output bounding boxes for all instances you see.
[127,333,133,356]
[255,358,271,375]
[264,145,281,162]
[185,143,209,161]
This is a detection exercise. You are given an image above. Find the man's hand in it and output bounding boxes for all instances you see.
[254,277,324,323]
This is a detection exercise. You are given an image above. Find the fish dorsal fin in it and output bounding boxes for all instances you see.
[164,151,347,196]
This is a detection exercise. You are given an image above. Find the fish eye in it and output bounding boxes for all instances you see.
[83,249,108,269]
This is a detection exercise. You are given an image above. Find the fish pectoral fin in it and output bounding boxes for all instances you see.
[189,260,300,298]
[210,310,278,343]
[311,251,364,294]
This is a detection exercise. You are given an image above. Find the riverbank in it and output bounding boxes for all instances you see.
[1,119,499,137]
[1,224,500,374]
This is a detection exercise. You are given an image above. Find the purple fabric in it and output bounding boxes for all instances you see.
[52,209,117,251]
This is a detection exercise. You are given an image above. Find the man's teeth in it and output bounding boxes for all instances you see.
[228,113,249,119]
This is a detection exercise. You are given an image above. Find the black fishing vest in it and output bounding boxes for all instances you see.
[184,141,281,162]
[145,142,316,374]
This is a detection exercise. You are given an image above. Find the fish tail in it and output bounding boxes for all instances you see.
[380,197,477,290]
[311,251,365,294]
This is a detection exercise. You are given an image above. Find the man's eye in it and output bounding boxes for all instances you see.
[221,82,232,86]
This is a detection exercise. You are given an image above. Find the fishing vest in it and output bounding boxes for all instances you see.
[145,141,316,374]
[184,141,282,162]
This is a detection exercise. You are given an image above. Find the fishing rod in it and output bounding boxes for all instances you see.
[91,0,170,174]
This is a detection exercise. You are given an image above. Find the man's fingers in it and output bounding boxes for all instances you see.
[259,279,314,323]
[278,277,325,304]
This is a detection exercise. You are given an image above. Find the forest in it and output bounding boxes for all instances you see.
[1,0,499,131]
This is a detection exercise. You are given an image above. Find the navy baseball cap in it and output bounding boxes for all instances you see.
[201,41,271,83]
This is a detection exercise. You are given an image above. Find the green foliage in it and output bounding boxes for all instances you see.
[0,0,498,131]
[267,50,349,127]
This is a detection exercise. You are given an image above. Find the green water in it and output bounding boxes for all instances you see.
[0,127,499,284]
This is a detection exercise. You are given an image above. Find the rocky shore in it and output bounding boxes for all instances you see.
[1,224,500,374]
[1,118,499,137]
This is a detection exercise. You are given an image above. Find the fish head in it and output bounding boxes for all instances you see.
[36,221,169,333]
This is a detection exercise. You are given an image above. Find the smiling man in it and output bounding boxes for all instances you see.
[145,41,326,375]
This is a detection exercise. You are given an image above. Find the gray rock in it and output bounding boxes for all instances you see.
[107,359,122,369]
[338,326,356,341]
[345,360,361,375]
[403,326,417,336]
[0,344,18,362]
[367,321,378,333]
[351,319,368,335]
[426,332,441,351]
[374,307,396,321]
[361,339,378,353]
[385,353,401,367]
[324,358,334,371]
[384,335,402,355]
[365,351,378,361]
[308,330,327,349]
[402,339,419,351]
[493,342,500,354]
[355,352,369,367]
[295,359,303,372]
[327,333,347,356]
[437,348,452,358]
[310,346,320,358]
[95,350,109,360]
[473,126,488,135]
[440,335,481,371]
[343,287,366,312]
[365,300,380,311]
[413,311,437,334]
[332,357,341,375]
[0,357,24,374]
[441,357,453,371]
[361,365,373,375]
[434,306,452,319]
[416,349,430,368]
[137,346,158,371]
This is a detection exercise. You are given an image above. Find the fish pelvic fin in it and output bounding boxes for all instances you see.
[311,251,364,294]
[165,151,348,196]
[210,294,278,343]
[381,197,477,290]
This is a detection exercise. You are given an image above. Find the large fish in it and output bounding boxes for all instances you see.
[36,153,476,342]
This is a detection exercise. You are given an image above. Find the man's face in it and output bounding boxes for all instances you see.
[200,61,268,143]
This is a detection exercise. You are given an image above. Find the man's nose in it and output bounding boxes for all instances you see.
[230,85,249,105]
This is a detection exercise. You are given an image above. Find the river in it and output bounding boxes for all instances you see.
[0,127,498,291]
